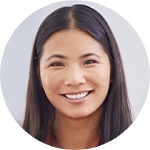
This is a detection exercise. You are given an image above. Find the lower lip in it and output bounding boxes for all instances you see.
[63,92,91,104]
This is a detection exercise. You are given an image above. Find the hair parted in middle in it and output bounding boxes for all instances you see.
[23,4,132,146]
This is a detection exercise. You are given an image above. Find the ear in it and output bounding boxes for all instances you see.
[110,66,113,83]
[110,71,113,83]
[37,67,43,87]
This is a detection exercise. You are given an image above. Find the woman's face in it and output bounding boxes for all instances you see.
[39,29,111,119]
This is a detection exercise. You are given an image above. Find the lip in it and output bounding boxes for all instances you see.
[60,90,93,104]
[61,90,92,95]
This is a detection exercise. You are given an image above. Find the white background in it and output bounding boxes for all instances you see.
[0,0,150,149]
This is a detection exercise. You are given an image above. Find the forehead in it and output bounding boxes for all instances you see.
[42,29,105,56]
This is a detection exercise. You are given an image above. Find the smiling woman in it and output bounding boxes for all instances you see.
[39,28,111,120]
[23,4,132,149]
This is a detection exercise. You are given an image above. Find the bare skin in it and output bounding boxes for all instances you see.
[55,107,101,149]
[40,29,110,149]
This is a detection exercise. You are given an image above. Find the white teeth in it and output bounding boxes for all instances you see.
[65,92,89,100]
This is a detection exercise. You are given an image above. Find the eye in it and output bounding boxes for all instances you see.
[50,62,65,67]
[83,60,98,65]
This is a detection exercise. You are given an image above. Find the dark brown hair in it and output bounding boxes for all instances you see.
[23,4,132,147]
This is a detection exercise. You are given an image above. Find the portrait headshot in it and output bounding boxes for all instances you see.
[0,0,149,149]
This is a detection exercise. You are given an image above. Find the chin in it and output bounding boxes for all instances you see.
[65,110,95,119]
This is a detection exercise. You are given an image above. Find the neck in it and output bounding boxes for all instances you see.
[54,108,101,149]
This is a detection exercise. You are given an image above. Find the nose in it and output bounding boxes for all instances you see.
[64,66,86,87]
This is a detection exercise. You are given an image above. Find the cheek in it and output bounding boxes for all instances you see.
[91,66,111,102]
[40,72,62,95]
[91,65,111,86]
[92,72,110,107]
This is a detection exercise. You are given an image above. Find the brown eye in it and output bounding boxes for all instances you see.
[83,60,97,65]
[50,62,65,67]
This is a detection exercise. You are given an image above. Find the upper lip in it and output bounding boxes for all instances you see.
[61,90,93,95]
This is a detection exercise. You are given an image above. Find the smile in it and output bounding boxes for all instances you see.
[65,91,89,100]
[62,91,92,101]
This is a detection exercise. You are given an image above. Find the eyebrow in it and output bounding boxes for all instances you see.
[45,53,100,62]
[80,53,100,59]
[45,54,68,61]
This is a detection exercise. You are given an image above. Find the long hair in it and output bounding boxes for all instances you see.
[23,4,132,146]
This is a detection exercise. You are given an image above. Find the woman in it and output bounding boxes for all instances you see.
[23,4,132,149]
